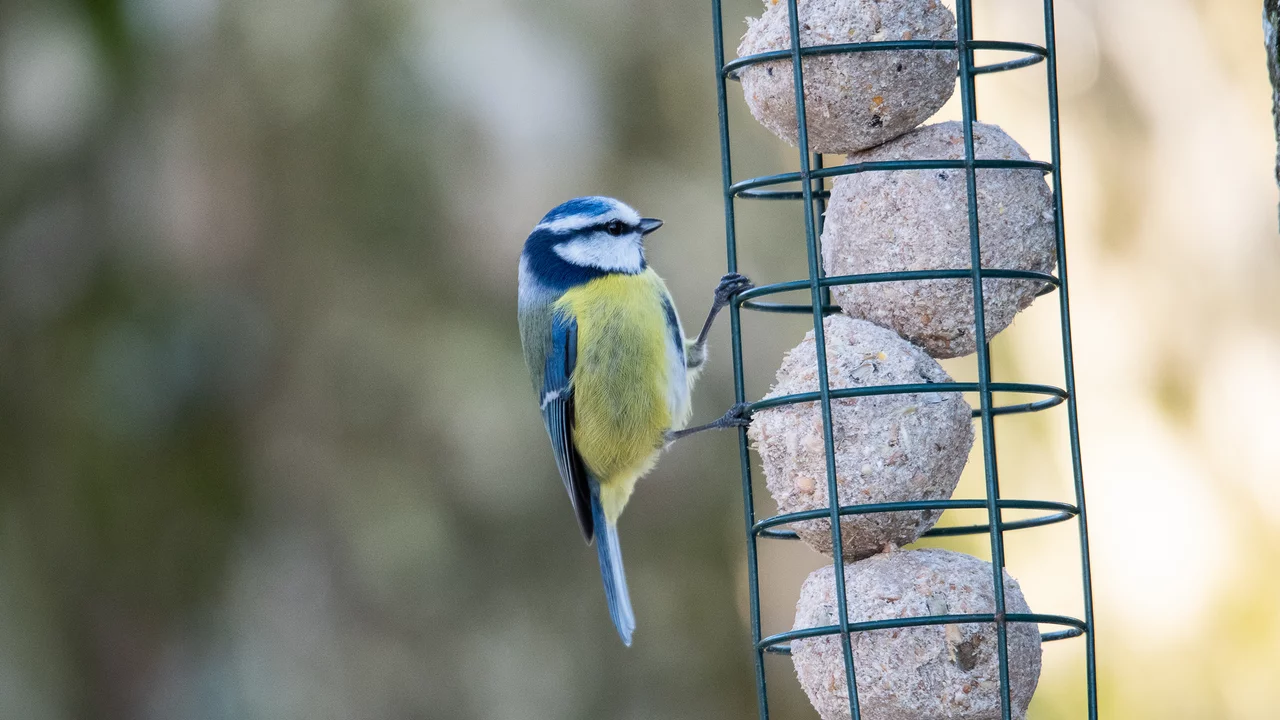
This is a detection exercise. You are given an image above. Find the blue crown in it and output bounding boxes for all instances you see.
[538,197,618,227]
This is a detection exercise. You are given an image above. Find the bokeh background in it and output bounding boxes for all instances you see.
[0,0,1276,717]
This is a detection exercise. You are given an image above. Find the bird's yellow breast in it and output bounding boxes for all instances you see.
[556,270,679,520]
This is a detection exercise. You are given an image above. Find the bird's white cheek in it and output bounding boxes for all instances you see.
[553,236,644,274]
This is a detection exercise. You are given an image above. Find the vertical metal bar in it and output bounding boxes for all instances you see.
[711,1,770,717]
[813,153,832,308]
[1041,1,1099,716]
[782,1,863,718]
[812,153,828,235]
[960,23,979,122]
[953,1,1014,718]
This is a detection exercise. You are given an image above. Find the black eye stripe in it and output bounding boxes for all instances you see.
[573,219,634,235]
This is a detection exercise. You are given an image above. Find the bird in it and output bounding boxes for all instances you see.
[518,196,753,646]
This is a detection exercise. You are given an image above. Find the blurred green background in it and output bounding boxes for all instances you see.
[1,0,1277,717]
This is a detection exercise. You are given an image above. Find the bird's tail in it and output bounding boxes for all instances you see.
[591,486,636,646]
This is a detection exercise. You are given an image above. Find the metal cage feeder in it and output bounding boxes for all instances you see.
[708,0,1098,718]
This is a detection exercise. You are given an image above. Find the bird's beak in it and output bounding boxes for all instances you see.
[639,218,664,236]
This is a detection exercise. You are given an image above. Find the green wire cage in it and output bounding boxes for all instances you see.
[709,0,1098,718]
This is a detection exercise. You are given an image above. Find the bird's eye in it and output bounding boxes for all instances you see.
[605,220,626,236]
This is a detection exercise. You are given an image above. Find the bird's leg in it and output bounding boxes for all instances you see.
[686,273,754,371]
[665,402,753,444]
[668,273,755,445]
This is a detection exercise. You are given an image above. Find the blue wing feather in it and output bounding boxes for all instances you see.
[544,310,635,643]
[660,294,685,366]
[542,311,594,541]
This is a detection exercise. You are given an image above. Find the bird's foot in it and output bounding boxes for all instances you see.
[714,273,755,307]
[721,401,754,428]
[664,402,754,445]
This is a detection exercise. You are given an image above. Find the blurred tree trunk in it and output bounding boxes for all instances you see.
[1268,0,1279,227]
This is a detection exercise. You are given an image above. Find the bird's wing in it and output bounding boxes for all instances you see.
[542,310,594,542]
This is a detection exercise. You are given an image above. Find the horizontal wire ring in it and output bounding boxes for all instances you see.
[736,188,832,200]
[765,623,1085,656]
[738,268,1061,314]
[759,510,1077,540]
[745,381,1068,420]
[753,498,1078,536]
[758,506,1077,541]
[739,268,1060,299]
[722,40,1047,80]
[756,612,1087,653]
[729,159,1053,198]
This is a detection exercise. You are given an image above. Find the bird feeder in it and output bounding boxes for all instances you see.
[709,0,1098,717]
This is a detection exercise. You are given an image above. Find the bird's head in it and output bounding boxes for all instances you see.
[520,197,663,292]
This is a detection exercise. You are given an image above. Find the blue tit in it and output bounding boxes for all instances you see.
[518,196,753,646]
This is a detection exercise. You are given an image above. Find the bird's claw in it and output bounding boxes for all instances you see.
[722,401,753,428]
[715,273,755,305]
